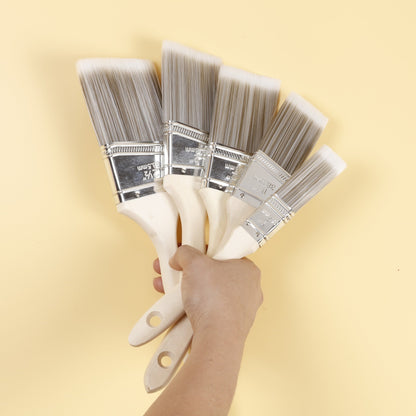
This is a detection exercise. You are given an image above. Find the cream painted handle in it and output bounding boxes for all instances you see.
[213,225,259,260]
[128,284,185,346]
[163,175,206,251]
[118,192,180,292]
[199,187,230,257]
[144,316,193,392]
[217,196,256,254]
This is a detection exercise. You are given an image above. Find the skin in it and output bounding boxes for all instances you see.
[145,245,263,416]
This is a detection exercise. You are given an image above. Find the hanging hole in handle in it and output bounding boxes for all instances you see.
[147,311,162,328]
[158,351,173,369]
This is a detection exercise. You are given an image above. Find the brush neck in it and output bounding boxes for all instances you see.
[243,194,294,246]
[231,150,290,208]
[202,143,250,192]
[163,121,209,177]
[102,142,164,203]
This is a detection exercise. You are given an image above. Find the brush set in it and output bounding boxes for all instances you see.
[77,41,346,392]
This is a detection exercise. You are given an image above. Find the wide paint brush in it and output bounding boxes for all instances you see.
[77,59,180,302]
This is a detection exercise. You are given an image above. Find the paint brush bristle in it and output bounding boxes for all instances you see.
[77,58,162,146]
[277,145,346,212]
[162,41,222,132]
[210,66,280,154]
[260,93,328,174]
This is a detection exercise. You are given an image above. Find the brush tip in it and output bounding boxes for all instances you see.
[162,40,222,65]
[219,65,281,91]
[318,145,347,175]
[76,58,155,75]
[286,92,329,129]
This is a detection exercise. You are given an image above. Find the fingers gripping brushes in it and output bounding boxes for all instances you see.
[129,145,346,347]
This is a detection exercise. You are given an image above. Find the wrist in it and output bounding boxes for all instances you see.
[192,320,248,350]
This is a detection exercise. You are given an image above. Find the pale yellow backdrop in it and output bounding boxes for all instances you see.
[1,0,415,415]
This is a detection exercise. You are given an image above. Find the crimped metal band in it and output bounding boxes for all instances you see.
[102,142,164,203]
[163,121,209,176]
[203,144,250,192]
[232,151,291,208]
[242,195,294,246]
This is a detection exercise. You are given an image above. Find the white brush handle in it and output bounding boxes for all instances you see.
[163,174,206,251]
[216,196,256,254]
[128,283,185,346]
[213,225,259,260]
[129,225,259,345]
[144,316,193,393]
[117,192,180,292]
[140,175,205,385]
[129,175,205,346]
[199,187,230,257]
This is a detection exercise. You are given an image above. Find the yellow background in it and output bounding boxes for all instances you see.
[1,0,415,414]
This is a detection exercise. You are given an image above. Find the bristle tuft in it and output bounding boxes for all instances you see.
[162,41,222,132]
[77,58,162,146]
[277,145,346,212]
[210,66,280,153]
[260,93,328,174]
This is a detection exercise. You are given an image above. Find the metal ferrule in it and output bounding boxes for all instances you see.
[102,142,164,204]
[242,194,294,246]
[163,121,210,177]
[232,150,291,208]
[203,144,251,192]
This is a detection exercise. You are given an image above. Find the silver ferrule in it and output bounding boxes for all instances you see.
[242,194,294,246]
[102,142,164,204]
[203,144,250,192]
[163,121,209,177]
[232,150,291,208]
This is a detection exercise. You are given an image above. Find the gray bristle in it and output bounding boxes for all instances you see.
[77,58,162,146]
[210,66,280,154]
[162,41,222,132]
[277,145,346,212]
[260,92,328,174]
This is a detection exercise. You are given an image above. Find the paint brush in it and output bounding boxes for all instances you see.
[129,145,346,348]
[200,66,280,256]
[77,58,180,297]
[218,92,328,251]
[162,41,222,253]
[134,43,221,388]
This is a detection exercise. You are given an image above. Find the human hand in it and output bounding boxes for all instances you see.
[152,245,263,341]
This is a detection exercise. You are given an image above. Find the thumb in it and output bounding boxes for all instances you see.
[169,245,205,271]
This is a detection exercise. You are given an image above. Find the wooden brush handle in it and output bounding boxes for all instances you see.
[118,191,180,292]
[139,175,206,386]
[144,316,193,392]
[216,196,256,255]
[163,174,206,251]
[199,187,230,257]
[128,283,185,346]
[129,175,206,346]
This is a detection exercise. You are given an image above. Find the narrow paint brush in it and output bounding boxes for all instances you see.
[218,92,328,251]
[77,58,180,297]
[129,145,346,348]
[143,65,280,392]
